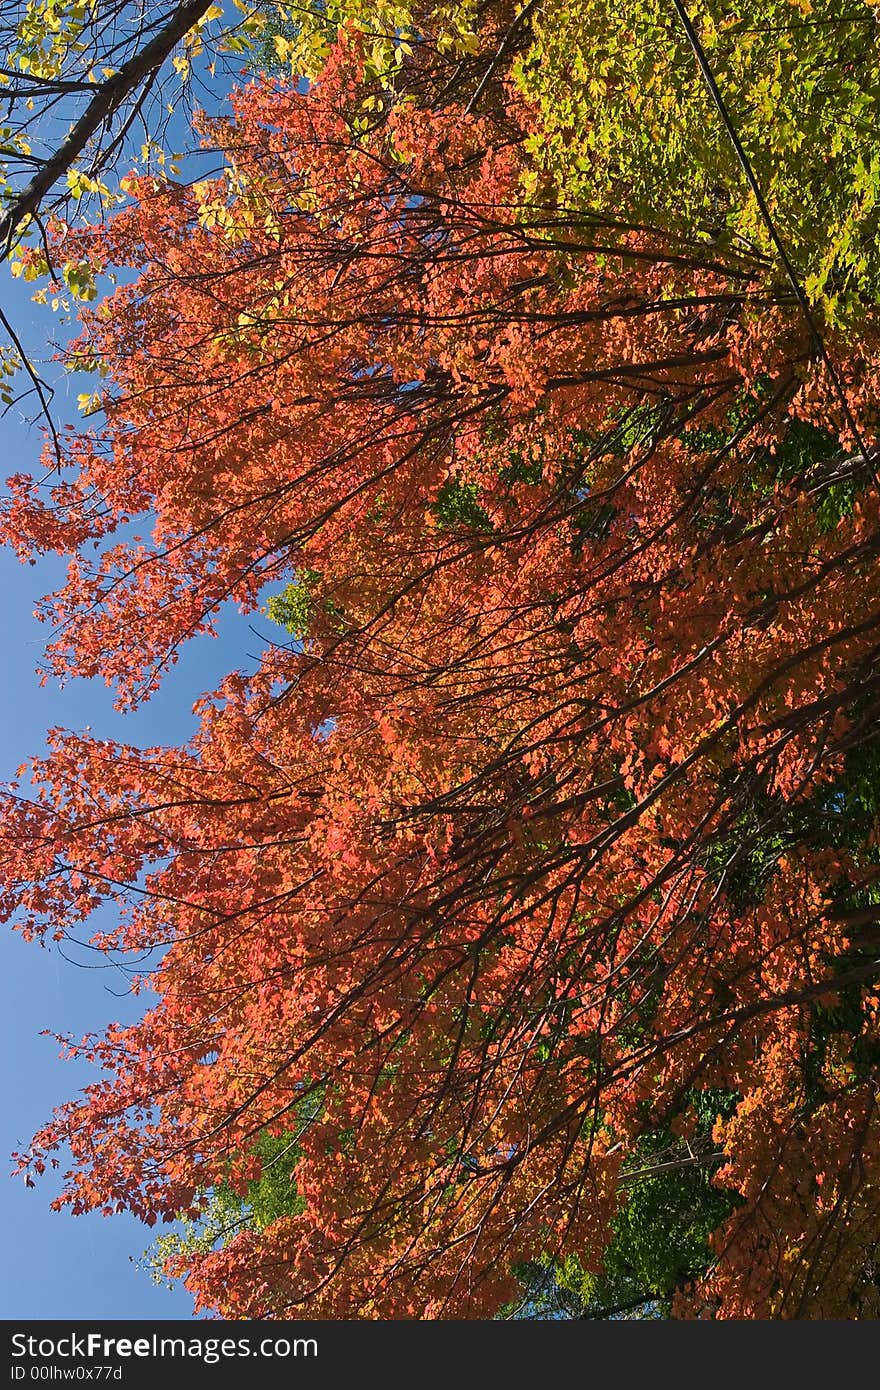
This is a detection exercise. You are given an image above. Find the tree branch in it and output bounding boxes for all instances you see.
[0,0,213,259]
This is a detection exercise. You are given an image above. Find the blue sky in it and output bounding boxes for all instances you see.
[0,268,272,1318]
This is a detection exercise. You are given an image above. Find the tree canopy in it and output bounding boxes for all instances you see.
[4,4,880,1320]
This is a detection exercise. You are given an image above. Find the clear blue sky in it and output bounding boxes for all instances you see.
[0,269,270,1318]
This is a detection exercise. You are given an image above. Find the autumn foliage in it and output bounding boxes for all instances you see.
[5,25,880,1318]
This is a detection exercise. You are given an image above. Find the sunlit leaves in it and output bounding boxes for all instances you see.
[518,0,880,315]
[5,8,880,1324]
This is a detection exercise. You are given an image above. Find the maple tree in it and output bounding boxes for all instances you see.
[0,0,524,431]
[519,0,880,320]
[4,25,880,1319]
